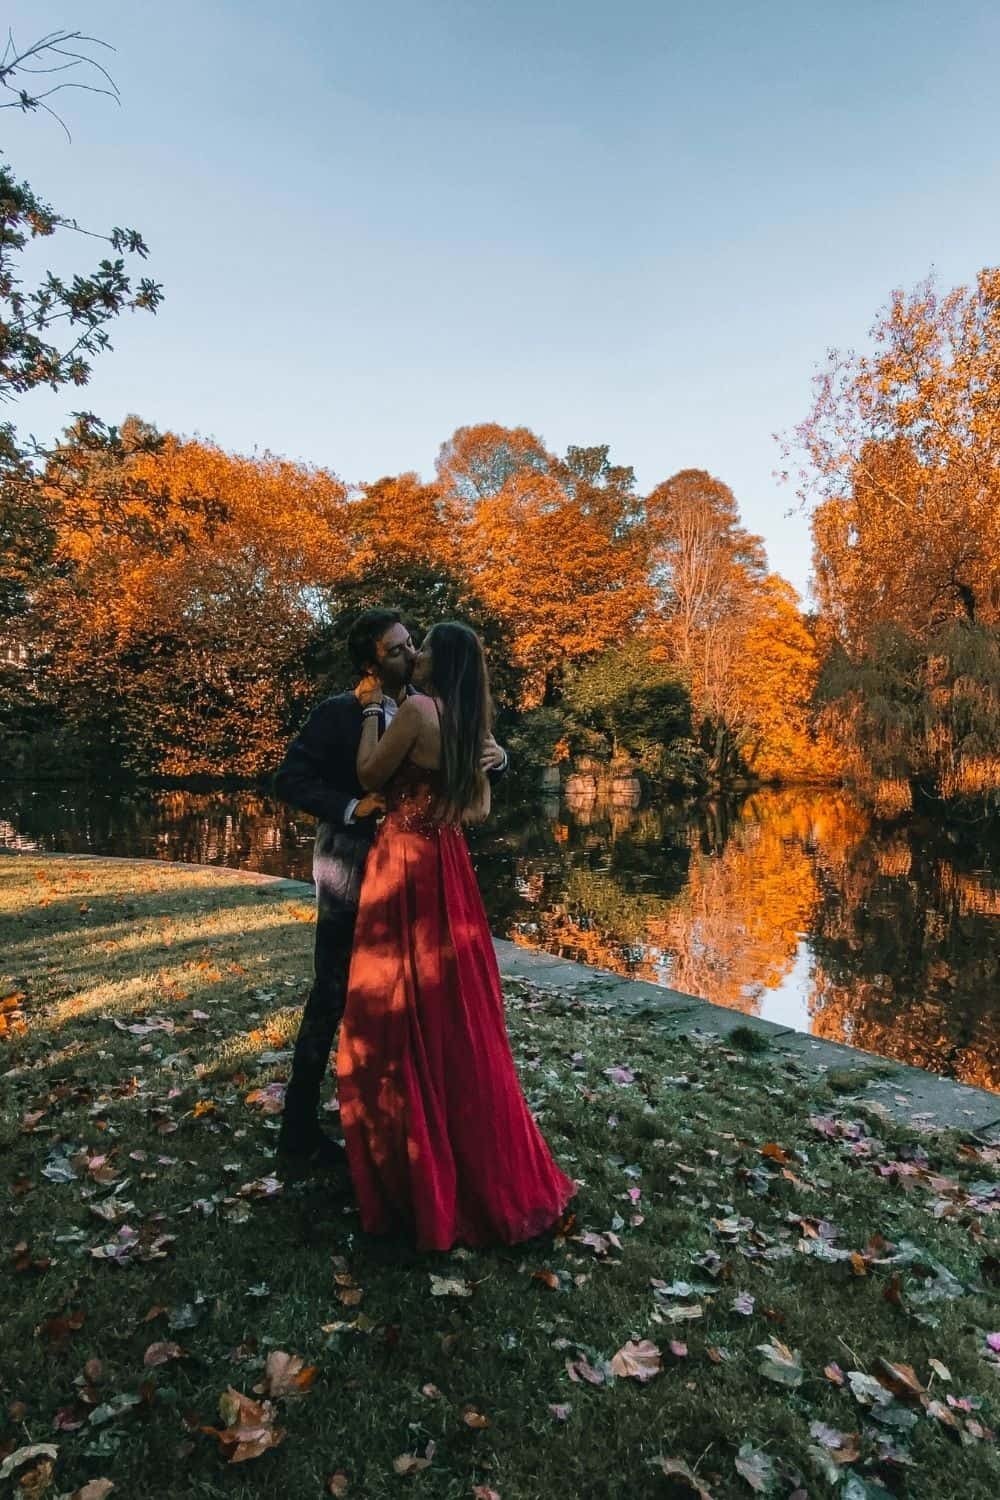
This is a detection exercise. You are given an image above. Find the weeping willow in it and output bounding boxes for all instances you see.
[818,620,1000,815]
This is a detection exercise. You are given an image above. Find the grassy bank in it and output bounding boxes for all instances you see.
[1,855,998,1500]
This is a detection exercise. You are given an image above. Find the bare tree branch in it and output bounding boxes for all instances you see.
[0,29,120,139]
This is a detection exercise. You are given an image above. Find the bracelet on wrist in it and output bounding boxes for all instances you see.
[362,706,381,718]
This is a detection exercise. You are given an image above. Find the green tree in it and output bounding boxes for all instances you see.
[562,640,705,789]
[304,560,524,718]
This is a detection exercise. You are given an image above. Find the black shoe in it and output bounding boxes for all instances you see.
[277,1125,347,1172]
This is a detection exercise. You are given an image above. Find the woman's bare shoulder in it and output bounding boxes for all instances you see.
[406,693,440,720]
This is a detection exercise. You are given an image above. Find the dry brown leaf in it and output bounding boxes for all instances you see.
[392,1440,435,1475]
[610,1339,662,1383]
[874,1358,925,1400]
[924,1398,961,1430]
[531,1269,560,1290]
[68,1483,115,1500]
[0,1448,58,1485]
[658,1457,714,1497]
[760,1141,790,1164]
[462,1408,489,1429]
[15,1457,54,1498]
[565,1353,606,1386]
[252,1351,317,1399]
[327,1473,349,1497]
[204,1388,286,1464]
[143,1341,182,1367]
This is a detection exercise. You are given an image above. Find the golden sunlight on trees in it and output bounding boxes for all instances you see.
[800,268,1000,812]
[461,454,649,707]
[37,429,349,774]
[644,470,825,781]
[8,410,830,784]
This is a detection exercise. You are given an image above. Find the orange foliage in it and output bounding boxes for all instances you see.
[463,468,649,706]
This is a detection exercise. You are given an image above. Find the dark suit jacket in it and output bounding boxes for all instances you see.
[273,691,508,916]
[273,692,382,915]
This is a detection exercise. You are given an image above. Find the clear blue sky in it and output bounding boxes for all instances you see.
[6,0,1000,597]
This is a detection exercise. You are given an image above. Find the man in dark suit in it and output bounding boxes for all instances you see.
[273,607,508,1167]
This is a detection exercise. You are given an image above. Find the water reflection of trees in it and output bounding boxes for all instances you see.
[0,784,314,881]
[482,784,826,1012]
[809,820,1000,1090]
[484,781,999,1089]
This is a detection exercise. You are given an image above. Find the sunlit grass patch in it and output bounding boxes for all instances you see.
[1,855,998,1499]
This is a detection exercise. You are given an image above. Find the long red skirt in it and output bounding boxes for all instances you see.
[336,813,576,1251]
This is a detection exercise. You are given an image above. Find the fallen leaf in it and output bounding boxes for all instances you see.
[734,1441,776,1492]
[14,1455,53,1498]
[143,1342,182,1367]
[565,1353,606,1386]
[731,1293,755,1316]
[392,1440,435,1475]
[428,1275,472,1298]
[928,1358,952,1382]
[0,1448,59,1484]
[472,1489,501,1500]
[88,1393,141,1426]
[67,1482,115,1500]
[657,1457,714,1497]
[252,1351,317,1399]
[873,1359,925,1401]
[610,1340,661,1383]
[661,1303,704,1323]
[327,1473,349,1496]
[548,1403,572,1421]
[531,1269,560,1290]
[809,1421,861,1464]
[204,1387,285,1464]
[245,1083,285,1115]
[462,1408,489,1429]
[755,1338,803,1388]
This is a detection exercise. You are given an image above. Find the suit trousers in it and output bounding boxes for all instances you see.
[280,824,373,1145]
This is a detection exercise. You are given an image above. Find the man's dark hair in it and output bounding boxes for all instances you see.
[347,607,403,674]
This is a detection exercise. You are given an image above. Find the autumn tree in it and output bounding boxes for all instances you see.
[460,439,650,706]
[435,422,550,511]
[36,429,351,775]
[0,30,162,744]
[644,469,765,776]
[797,269,1000,811]
[727,576,834,783]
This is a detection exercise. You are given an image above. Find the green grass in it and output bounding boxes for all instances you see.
[2,855,998,1500]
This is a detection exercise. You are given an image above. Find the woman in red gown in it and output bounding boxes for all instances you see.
[336,622,576,1252]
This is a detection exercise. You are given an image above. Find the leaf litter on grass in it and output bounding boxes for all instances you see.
[2,860,999,1497]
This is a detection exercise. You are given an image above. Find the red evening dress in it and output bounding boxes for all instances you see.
[336,763,576,1251]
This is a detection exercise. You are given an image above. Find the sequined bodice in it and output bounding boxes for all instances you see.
[385,760,449,833]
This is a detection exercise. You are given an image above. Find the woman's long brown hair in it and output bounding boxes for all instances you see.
[425,621,493,821]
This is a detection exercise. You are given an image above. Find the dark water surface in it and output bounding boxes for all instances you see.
[2,777,998,1092]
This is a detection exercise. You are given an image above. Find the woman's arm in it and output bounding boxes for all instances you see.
[356,698,423,789]
[462,775,492,825]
